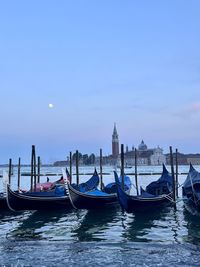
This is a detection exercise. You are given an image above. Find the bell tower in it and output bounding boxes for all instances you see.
[112,123,119,158]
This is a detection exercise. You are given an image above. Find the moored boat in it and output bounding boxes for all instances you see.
[68,175,131,209]
[7,184,71,211]
[114,164,173,213]
[182,164,200,215]
[68,185,117,209]
[6,168,100,211]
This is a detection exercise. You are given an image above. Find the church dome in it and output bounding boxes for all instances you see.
[138,140,147,150]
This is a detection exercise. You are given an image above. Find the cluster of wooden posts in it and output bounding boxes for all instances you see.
[7,145,179,202]
[8,146,41,192]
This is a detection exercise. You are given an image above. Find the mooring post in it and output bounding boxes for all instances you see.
[37,156,40,183]
[121,144,124,190]
[135,148,139,195]
[69,151,72,184]
[76,150,79,186]
[31,146,34,191]
[175,149,178,198]
[8,158,12,185]
[100,148,103,190]
[33,146,37,191]
[17,157,21,190]
[170,146,176,203]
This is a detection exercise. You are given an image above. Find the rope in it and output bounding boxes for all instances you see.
[177,182,184,189]
[130,182,137,190]
[130,180,184,204]
[164,194,173,201]
[163,193,183,204]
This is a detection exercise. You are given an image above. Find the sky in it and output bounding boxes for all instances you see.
[0,0,200,163]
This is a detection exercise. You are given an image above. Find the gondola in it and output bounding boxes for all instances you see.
[6,169,100,211]
[114,164,173,213]
[182,164,200,215]
[67,175,131,209]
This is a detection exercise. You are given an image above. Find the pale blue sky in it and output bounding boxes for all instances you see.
[0,1,200,163]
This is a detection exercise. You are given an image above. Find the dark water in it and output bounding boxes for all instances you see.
[0,166,200,266]
[0,203,200,266]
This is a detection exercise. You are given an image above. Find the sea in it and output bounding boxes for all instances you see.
[0,165,200,266]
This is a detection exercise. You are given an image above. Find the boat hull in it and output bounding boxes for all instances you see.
[182,164,200,216]
[68,184,118,209]
[7,185,71,211]
[121,194,171,213]
[114,171,172,213]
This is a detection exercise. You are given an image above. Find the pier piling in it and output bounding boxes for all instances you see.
[134,148,139,195]
[100,148,103,190]
[76,150,79,186]
[37,156,40,183]
[169,146,176,203]
[175,149,178,198]
[8,158,12,185]
[121,144,124,190]
[69,152,72,184]
[17,157,21,190]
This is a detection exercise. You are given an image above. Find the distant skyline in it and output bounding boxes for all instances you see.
[1,1,200,163]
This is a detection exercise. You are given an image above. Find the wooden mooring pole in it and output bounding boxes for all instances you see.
[135,148,139,195]
[100,148,103,190]
[69,152,72,183]
[169,146,176,203]
[121,144,124,190]
[31,146,34,191]
[17,157,21,190]
[76,150,79,186]
[8,158,12,185]
[37,156,40,183]
[33,146,37,191]
[175,149,178,198]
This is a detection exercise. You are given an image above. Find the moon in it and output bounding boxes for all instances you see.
[48,103,54,108]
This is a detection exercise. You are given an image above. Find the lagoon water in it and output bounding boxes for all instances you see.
[0,165,200,266]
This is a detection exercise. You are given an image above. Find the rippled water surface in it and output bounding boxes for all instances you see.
[0,165,200,266]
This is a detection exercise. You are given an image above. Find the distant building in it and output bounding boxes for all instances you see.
[117,140,166,166]
[54,124,200,166]
[166,153,200,165]
[150,146,166,165]
[186,157,200,165]
[112,123,119,159]
[138,140,147,151]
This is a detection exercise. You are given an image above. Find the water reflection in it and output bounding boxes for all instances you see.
[121,206,173,242]
[8,209,75,240]
[0,210,17,220]
[0,200,197,245]
[183,208,200,244]
[73,206,120,241]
